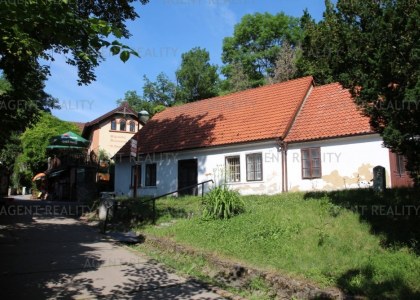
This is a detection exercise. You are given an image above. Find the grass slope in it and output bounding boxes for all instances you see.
[135,190,420,299]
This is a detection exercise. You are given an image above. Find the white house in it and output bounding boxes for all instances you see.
[113,77,412,197]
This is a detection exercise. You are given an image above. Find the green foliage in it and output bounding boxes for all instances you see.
[202,186,245,220]
[300,0,420,185]
[0,1,149,149]
[14,112,80,185]
[222,12,303,87]
[117,72,176,116]
[0,74,11,95]
[296,7,337,84]
[221,61,252,93]
[143,72,176,106]
[176,47,219,102]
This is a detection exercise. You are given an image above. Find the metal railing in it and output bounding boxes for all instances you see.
[101,180,214,233]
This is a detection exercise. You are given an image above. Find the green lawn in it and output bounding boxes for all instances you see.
[134,189,420,299]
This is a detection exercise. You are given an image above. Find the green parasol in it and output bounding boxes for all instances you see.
[47,131,90,149]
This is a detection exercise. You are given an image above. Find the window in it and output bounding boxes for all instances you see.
[145,163,157,186]
[225,156,240,182]
[111,119,116,130]
[301,148,321,179]
[119,119,126,131]
[396,154,406,175]
[131,165,141,187]
[129,121,136,132]
[246,153,262,181]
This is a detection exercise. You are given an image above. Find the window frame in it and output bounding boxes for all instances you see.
[301,147,322,179]
[225,156,241,183]
[246,153,263,182]
[111,119,117,131]
[130,164,141,188]
[129,121,136,132]
[145,163,157,187]
[119,119,126,131]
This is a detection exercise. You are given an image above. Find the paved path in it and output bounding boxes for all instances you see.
[0,200,224,299]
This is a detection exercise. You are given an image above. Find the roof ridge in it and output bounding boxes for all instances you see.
[155,76,314,115]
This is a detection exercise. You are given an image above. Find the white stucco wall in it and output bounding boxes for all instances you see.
[114,157,132,196]
[114,141,284,197]
[98,118,140,159]
[286,134,391,191]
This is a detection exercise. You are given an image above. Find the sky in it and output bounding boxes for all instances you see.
[48,0,328,123]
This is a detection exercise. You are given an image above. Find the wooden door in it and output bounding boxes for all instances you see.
[389,151,414,187]
[178,159,198,196]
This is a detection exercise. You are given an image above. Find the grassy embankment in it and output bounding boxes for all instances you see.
[125,189,420,299]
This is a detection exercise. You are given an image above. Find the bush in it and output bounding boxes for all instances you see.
[202,186,245,220]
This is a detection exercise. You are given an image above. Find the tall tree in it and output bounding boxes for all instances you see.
[117,91,154,115]
[225,61,252,93]
[143,72,176,106]
[176,47,219,102]
[296,7,337,84]
[315,0,420,184]
[268,41,300,84]
[0,0,149,149]
[222,12,303,87]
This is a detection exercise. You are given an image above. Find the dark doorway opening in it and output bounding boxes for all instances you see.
[178,159,198,196]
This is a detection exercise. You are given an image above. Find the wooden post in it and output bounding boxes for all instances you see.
[133,166,138,198]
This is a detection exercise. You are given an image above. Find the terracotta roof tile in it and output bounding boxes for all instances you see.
[116,76,314,156]
[285,83,373,143]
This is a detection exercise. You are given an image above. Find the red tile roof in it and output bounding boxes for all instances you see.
[116,77,314,156]
[285,83,373,143]
[82,103,138,137]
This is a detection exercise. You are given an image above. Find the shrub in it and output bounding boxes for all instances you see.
[202,186,245,220]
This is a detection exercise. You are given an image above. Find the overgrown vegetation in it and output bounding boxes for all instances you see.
[202,186,245,220]
[135,189,420,299]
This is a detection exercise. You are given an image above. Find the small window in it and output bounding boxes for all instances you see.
[246,153,262,181]
[111,119,116,130]
[131,165,141,187]
[129,121,136,132]
[145,163,157,186]
[301,147,321,179]
[225,156,240,182]
[396,154,406,175]
[120,119,126,131]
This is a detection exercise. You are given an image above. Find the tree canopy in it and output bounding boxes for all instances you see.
[176,47,219,102]
[13,112,80,187]
[0,0,149,149]
[222,12,303,87]
[306,0,420,184]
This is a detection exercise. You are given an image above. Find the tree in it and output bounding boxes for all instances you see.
[176,47,219,102]
[143,72,176,106]
[0,74,11,95]
[224,61,252,93]
[268,40,300,84]
[117,91,154,115]
[296,7,337,84]
[0,1,149,149]
[222,13,303,87]
[117,72,177,116]
[13,112,80,187]
[314,0,420,185]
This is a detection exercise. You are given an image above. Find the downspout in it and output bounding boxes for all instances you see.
[278,80,314,193]
[277,140,288,193]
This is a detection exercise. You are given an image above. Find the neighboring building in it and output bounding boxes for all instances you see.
[114,77,413,197]
[82,103,142,159]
